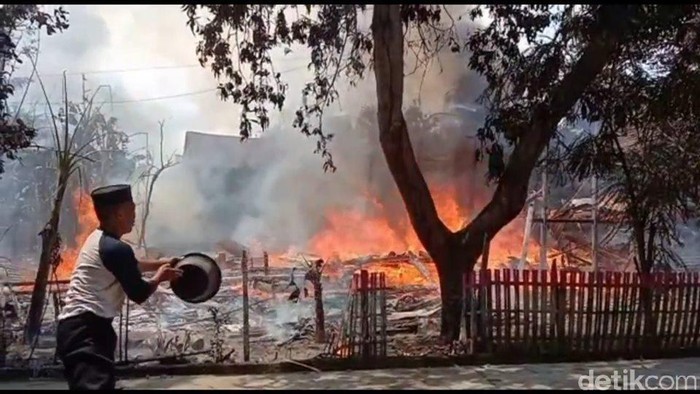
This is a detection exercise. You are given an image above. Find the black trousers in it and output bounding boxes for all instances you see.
[56,312,117,390]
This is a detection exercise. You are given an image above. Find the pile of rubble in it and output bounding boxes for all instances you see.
[0,252,448,367]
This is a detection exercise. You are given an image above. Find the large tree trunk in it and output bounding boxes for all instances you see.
[634,227,658,351]
[435,252,467,341]
[371,4,634,341]
[25,171,70,344]
[637,258,657,351]
[436,262,461,340]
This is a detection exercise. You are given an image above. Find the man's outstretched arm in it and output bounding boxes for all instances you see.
[100,238,160,304]
[138,257,180,273]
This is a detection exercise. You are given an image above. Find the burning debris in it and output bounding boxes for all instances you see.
[2,185,632,368]
[545,193,633,271]
[0,247,464,367]
[0,164,635,367]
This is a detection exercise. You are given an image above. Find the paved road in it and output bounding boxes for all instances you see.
[1,357,699,390]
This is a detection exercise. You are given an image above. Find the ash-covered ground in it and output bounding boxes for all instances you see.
[1,254,448,369]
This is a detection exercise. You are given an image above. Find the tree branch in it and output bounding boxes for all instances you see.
[455,6,635,259]
[372,5,451,257]
[13,31,41,120]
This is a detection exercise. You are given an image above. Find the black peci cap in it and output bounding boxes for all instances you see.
[90,184,133,207]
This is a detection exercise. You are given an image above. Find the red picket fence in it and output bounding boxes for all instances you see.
[329,270,388,359]
[462,263,700,358]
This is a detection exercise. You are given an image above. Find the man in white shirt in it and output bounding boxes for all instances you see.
[56,184,182,390]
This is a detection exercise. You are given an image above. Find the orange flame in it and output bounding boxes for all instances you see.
[56,190,99,280]
[305,183,543,286]
[308,184,539,261]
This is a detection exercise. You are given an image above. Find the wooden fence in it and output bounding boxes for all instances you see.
[329,270,388,359]
[463,262,700,358]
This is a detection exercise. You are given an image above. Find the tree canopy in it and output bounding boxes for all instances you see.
[0,5,69,175]
[182,5,462,172]
[541,6,700,274]
[184,4,700,340]
[568,118,700,274]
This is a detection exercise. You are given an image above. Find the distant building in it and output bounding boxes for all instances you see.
[148,131,273,253]
[182,131,269,167]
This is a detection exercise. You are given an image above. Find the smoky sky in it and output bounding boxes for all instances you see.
[3,5,501,258]
[4,5,695,270]
[12,5,316,156]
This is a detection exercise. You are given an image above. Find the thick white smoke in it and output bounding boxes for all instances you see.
[2,5,492,261]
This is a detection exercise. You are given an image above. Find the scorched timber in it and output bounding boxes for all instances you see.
[1,255,453,366]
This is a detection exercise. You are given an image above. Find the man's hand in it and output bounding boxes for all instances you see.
[159,256,183,268]
[154,264,183,284]
[139,256,182,273]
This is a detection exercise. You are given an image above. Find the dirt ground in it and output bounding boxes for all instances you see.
[1,357,698,390]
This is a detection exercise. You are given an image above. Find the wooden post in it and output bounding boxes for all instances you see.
[482,233,490,271]
[468,272,477,354]
[520,200,535,270]
[0,306,6,367]
[540,166,548,270]
[360,270,369,358]
[118,308,123,362]
[360,270,369,359]
[263,252,269,276]
[312,260,326,343]
[460,271,468,343]
[373,273,379,357]
[551,260,565,353]
[369,272,375,357]
[591,174,599,272]
[51,285,61,323]
[379,272,387,357]
[349,273,358,358]
[478,234,490,351]
[241,250,250,362]
[124,300,130,363]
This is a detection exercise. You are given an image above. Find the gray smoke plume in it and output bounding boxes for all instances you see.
[1,5,495,262]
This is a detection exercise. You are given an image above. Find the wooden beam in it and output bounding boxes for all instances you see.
[532,218,623,224]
